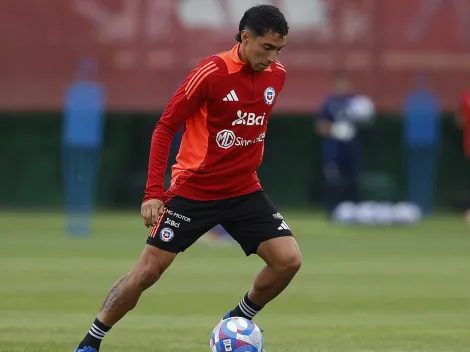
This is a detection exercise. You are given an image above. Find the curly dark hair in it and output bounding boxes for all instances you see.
[235,5,289,42]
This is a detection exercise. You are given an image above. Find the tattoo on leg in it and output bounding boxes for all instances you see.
[99,274,129,314]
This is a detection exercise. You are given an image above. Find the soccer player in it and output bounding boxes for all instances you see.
[74,5,301,352]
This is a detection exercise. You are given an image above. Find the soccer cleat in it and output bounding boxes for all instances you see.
[74,346,97,352]
[222,310,231,320]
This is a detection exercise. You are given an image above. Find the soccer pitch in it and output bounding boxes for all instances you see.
[1,211,469,352]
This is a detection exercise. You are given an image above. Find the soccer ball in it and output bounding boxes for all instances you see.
[332,201,357,223]
[210,317,264,352]
[374,202,394,225]
[392,202,422,224]
[356,201,377,224]
[347,94,375,124]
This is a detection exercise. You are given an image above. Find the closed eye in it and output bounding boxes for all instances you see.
[263,45,285,52]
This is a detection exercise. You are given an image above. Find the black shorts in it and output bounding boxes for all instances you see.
[146,190,292,256]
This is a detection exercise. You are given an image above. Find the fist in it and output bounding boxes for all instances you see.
[141,199,165,228]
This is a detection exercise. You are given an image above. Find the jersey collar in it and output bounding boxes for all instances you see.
[227,44,250,70]
[225,44,273,73]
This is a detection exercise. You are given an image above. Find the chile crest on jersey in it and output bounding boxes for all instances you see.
[264,87,276,105]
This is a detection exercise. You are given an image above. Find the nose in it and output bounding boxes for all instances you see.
[266,52,277,64]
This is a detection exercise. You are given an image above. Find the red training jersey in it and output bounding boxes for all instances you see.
[459,89,470,158]
[144,45,286,202]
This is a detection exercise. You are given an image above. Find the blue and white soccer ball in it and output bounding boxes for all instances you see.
[210,317,264,352]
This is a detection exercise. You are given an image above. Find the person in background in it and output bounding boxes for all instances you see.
[456,87,470,222]
[315,71,362,216]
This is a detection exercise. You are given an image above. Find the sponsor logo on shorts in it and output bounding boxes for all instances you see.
[159,227,175,242]
[166,209,191,222]
[164,218,180,228]
[273,212,283,220]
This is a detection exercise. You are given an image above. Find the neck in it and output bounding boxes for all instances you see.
[238,43,248,64]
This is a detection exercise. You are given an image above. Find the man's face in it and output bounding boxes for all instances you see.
[243,30,286,72]
[334,75,351,94]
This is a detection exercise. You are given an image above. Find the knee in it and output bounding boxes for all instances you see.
[128,245,176,290]
[274,250,302,275]
[287,251,302,273]
[129,264,161,290]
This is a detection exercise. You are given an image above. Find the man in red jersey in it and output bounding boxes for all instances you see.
[75,5,301,352]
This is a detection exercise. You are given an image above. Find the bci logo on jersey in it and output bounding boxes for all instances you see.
[232,110,266,126]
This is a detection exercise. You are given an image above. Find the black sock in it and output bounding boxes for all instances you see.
[229,292,263,320]
[78,318,111,349]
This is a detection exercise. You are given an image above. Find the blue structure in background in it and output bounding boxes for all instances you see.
[62,58,105,236]
[403,73,440,215]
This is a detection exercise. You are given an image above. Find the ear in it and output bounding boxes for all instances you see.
[240,30,250,45]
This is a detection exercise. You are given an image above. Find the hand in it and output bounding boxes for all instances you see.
[141,199,165,228]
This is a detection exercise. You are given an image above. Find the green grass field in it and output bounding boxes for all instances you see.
[1,211,469,352]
